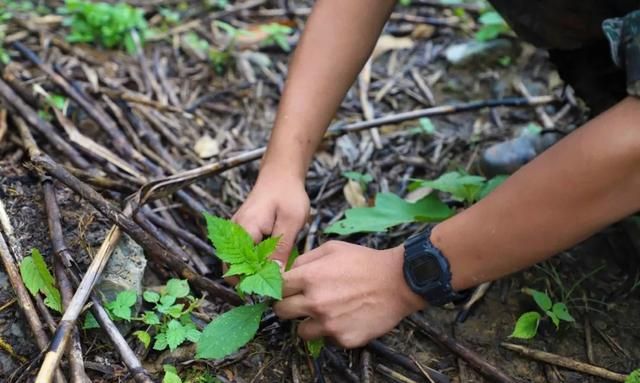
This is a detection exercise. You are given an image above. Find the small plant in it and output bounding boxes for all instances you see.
[510,288,575,339]
[0,8,11,64]
[411,170,507,206]
[474,9,510,41]
[410,117,437,136]
[60,0,148,53]
[19,248,62,312]
[162,365,182,383]
[626,369,640,383]
[260,23,293,52]
[196,214,283,359]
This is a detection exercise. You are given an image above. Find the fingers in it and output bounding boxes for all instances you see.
[290,240,335,268]
[232,211,272,244]
[270,214,304,265]
[298,318,325,341]
[273,295,310,319]
[282,267,307,297]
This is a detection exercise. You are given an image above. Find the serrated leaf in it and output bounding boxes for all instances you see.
[255,236,280,261]
[143,291,160,303]
[166,319,187,351]
[626,369,640,383]
[166,304,185,319]
[134,330,151,348]
[163,365,182,383]
[165,279,190,298]
[160,294,176,307]
[324,193,453,235]
[110,303,132,321]
[83,312,100,329]
[19,249,62,312]
[184,323,201,342]
[510,311,541,339]
[154,333,168,351]
[552,303,575,322]
[203,213,257,265]
[116,290,138,308]
[238,261,282,300]
[307,338,324,359]
[196,303,266,359]
[526,289,552,311]
[142,311,160,325]
[223,263,258,278]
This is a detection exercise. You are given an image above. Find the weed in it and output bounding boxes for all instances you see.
[409,117,437,135]
[19,248,62,312]
[59,0,147,53]
[260,23,293,52]
[342,171,373,190]
[626,369,640,383]
[510,288,574,339]
[474,9,510,41]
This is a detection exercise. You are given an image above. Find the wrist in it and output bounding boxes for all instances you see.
[388,245,428,313]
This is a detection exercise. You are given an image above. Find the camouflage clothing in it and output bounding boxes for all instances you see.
[490,1,640,115]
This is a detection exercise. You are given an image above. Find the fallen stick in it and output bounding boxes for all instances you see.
[133,95,555,205]
[408,314,516,383]
[144,208,214,256]
[0,207,67,383]
[367,340,448,383]
[376,364,420,383]
[500,343,629,382]
[360,350,374,383]
[43,179,91,383]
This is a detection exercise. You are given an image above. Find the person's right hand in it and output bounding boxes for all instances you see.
[233,169,310,267]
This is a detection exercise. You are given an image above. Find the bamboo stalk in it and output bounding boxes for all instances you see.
[501,343,629,382]
[43,180,89,383]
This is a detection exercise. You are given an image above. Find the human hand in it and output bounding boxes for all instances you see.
[233,169,310,267]
[273,241,426,348]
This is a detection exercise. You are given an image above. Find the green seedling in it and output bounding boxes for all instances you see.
[410,170,508,206]
[342,171,373,190]
[626,369,640,383]
[19,248,62,312]
[510,288,575,339]
[474,9,510,41]
[163,364,182,383]
[60,0,147,53]
[260,23,293,52]
[409,117,437,136]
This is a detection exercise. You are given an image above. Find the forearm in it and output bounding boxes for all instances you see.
[260,0,396,180]
[433,97,640,290]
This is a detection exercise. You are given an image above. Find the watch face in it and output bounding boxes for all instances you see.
[409,255,441,285]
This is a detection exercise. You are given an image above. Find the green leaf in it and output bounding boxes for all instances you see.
[142,311,160,325]
[414,171,487,204]
[546,310,560,328]
[106,290,137,321]
[166,319,187,351]
[552,303,575,322]
[307,338,324,359]
[160,294,176,307]
[285,247,300,272]
[19,249,62,312]
[143,291,160,303]
[83,312,100,329]
[525,289,552,311]
[163,365,182,383]
[342,171,373,186]
[626,369,640,383]
[255,237,280,261]
[46,94,67,110]
[184,322,201,343]
[166,304,185,319]
[203,213,257,265]
[223,263,258,278]
[134,330,151,348]
[116,290,138,307]
[165,279,190,298]
[324,193,453,235]
[238,261,282,300]
[154,333,168,351]
[478,175,508,200]
[478,11,505,25]
[196,303,266,359]
[510,311,541,339]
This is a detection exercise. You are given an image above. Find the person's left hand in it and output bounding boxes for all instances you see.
[273,241,426,348]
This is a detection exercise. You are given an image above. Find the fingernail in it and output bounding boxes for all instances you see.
[274,259,284,272]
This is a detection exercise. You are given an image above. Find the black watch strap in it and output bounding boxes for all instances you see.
[403,227,470,306]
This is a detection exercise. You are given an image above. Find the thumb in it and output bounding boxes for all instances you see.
[270,216,302,268]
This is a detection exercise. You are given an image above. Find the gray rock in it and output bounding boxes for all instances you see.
[95,234,147,326]
[445,39,513,66]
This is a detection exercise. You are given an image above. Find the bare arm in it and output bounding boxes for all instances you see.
[275,97,640,347]
[234,0,396,262]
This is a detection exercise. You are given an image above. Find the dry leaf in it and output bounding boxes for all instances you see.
[343,180,367,208]
[194,134,220,159]
[411,24,436,40]
[371,35,415,61]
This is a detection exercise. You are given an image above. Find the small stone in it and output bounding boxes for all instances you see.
[445,39,514,66]
[95,234,146,330]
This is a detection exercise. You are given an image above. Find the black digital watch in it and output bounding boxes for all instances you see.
[402,226,469,307]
